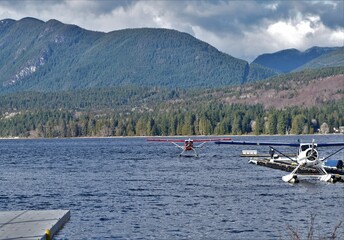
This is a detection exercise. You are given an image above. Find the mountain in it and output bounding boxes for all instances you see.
[295,47,344,71]
[215,67,344,109]
[252,46,340,73]
[246,63,279,83]
[1,66,343,114]
[0,17,342,95]
[0,17,250,93]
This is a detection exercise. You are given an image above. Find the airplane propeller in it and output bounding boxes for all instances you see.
[308,139,318,161]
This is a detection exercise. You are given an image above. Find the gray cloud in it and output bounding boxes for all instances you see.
[0,0,342,61]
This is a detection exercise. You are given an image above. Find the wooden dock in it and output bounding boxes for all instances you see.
[0,209,70,240]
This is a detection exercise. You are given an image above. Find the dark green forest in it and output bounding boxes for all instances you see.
[0,100,342,138]
[0,85,342,138]
[0,62,343,138]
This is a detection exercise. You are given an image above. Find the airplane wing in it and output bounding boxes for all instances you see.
[147,138,232,143]
[193,138,232,142]
[214,140,300,147]
[215,140,344,147]
[146,139,185,142]
[317,142,344,147]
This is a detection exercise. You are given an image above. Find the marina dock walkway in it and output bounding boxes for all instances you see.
[0,209,70,240]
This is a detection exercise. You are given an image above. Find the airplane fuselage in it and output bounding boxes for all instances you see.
[184,140,194,151]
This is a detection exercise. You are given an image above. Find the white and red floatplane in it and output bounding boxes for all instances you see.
[147,137,231,157]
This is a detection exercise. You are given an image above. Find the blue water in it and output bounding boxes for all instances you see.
[0,135,343,239]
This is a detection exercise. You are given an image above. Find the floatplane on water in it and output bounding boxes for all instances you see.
[215,139,344,183]
[147,137,231,157]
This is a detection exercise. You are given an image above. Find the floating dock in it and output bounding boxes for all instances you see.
[249,158,344,182]
[240,149,296,158]
[0,209,70,240]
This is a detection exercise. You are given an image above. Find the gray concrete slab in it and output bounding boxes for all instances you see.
[0,209,70,240]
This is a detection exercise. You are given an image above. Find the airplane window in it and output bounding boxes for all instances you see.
[301,145,309,151]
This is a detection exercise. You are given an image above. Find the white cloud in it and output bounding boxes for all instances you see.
[267,16,317,48]
[265,14,343,53]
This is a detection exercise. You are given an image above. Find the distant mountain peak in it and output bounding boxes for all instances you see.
[45,19,64,28]
[252,46,341,73]
[17,17,44,24]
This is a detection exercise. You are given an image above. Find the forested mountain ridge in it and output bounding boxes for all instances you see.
[0,17,253,93]
[252,46,343,73]
[3,18,342,94]
[213,71,344,109]
[1,66,342,113]
[0,67,343,137]
[295,47,344,71]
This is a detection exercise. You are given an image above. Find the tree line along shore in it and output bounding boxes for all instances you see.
[0,100,342,138]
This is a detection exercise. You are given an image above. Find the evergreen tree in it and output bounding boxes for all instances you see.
[277,113,286,135]
[267,111,277,135]
[231,114,242,135]
[198,117,212,135]
[291,114,306,134]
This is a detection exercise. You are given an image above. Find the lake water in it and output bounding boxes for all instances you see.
[0,135,343,239]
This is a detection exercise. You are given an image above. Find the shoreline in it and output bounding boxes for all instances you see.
[0,133,342,140]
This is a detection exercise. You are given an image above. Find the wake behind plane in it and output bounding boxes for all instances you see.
[215,139,344,183]
[147,137,231,157]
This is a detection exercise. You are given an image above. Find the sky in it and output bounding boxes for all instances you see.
[0,0,343,62]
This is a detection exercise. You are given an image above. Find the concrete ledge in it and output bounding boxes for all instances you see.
[0,210,70,240]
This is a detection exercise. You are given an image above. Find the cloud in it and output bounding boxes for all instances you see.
[0,0,342,61]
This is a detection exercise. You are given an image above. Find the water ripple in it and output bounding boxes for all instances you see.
[0,136,343,239]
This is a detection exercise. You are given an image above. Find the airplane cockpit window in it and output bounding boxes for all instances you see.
[301,145,316,151]
[301,145,309,151]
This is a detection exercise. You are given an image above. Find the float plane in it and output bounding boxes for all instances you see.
[147,137,232,157]
[215,139,344,183]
